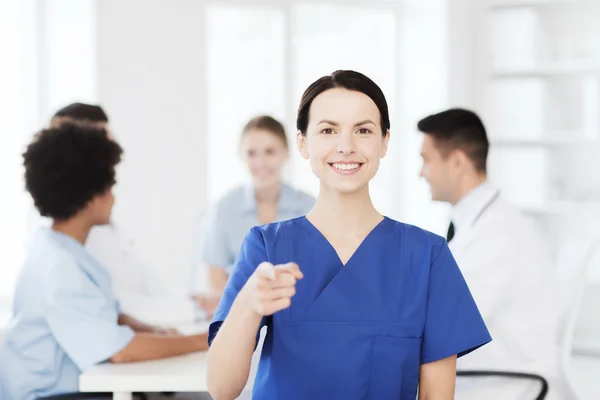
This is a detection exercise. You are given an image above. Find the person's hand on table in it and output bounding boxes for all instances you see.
[152,326,183,336]
[192,293,221,317]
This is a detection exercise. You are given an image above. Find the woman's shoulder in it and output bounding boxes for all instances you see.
[281,183,316,211]
[287,185,315,202]
[211,185,248,209]
[251,215,305,234]
[383,217,447,254]
[243,216,308,248]
[202,185,250,221]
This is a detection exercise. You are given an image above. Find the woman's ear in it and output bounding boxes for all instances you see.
[296,130,309,160]
[381,129,390,158]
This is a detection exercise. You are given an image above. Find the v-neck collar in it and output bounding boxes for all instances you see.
[298,216,390,267]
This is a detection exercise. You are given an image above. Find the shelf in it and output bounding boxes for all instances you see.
[492,136,600,147]
[485,0,600,223]
[490,63,600,78]
[489,0,590,9]
[517,200,600,215]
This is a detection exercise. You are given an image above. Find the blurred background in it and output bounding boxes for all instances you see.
[1,0,599,396]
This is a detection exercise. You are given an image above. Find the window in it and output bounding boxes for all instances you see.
[0,0,38,298]
[0,0,98,299]
[205,6,286,203]
[205,2,400,217]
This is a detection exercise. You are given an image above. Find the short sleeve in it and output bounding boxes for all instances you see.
[420,240,492,364]
[197,204,232,269]
[208,227,269,347]
[44,259,135,371]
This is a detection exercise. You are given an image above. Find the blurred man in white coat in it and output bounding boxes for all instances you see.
[417,108,563,399]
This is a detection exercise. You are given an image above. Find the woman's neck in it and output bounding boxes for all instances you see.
[308,183,382,236]
[254,183,281,204]
[52,217,92,244]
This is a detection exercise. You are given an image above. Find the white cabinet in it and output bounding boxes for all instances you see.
[480,0,600,222]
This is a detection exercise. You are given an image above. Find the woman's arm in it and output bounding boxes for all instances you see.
[207,297,263,400]
[207,262,302,400]
[207,264,230,295]
[418,355,457,400]
[110,332,208,363]
[118,314,180,335]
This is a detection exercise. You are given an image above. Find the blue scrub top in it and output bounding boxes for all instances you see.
[0,228,135,400]
[198,183,315,274]
[209,216,491,399]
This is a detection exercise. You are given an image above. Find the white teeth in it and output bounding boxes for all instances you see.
[332,163,360,170]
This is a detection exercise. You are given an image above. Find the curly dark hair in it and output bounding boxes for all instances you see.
[23,122,123,220]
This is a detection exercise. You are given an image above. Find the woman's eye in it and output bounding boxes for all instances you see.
[358,128,371,135]
[320,128,334,135]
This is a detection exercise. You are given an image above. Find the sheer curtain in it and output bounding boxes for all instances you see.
[205,5,286,203]
[0,0,38,301]
[0,0,98,301]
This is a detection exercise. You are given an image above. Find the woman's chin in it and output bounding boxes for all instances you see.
[253,178,280,190]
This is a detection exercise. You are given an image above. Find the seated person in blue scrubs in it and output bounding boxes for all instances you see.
[0,122,209,400]
[206,70,493,400]
[196,115,315,311]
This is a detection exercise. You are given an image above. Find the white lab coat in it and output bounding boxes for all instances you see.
[85,224,199,326]
[449,183,564,400]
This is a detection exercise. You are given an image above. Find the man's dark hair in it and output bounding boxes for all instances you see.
[51,102,109,125]
[417,108,489,173]
[23,122,123,220]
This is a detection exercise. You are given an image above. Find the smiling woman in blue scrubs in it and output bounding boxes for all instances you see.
[206,70,492,400]
[197,116,314,307]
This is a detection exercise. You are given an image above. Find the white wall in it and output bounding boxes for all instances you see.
[97,0,208,289]
[0,0,458,294]
[0,0,499,294]
[93,0,455,286]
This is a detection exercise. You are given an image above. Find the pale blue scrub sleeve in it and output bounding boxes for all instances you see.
[420,240,492,364]
[208,227,269,346]
[44,258,135,371]
[198,205,232,270]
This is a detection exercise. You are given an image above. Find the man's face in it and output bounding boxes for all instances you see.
[419,135,457,203]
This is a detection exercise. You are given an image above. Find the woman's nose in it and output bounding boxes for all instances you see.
[336,132,356,155]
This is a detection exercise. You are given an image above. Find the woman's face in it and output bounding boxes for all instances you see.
[86,186,115,226]
[241,128,289,191]
[297,88,389,195]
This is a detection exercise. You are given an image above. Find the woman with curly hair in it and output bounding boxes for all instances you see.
[48,102,212,326]
[0,122,208,400]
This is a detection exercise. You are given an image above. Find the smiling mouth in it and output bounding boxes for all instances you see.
[328,162,364,174]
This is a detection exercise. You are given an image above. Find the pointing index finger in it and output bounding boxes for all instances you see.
[275,262,303,279]
[256,261,276,280]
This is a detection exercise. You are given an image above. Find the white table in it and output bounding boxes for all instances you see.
[79,323,263,400]
[79,351,209,400]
